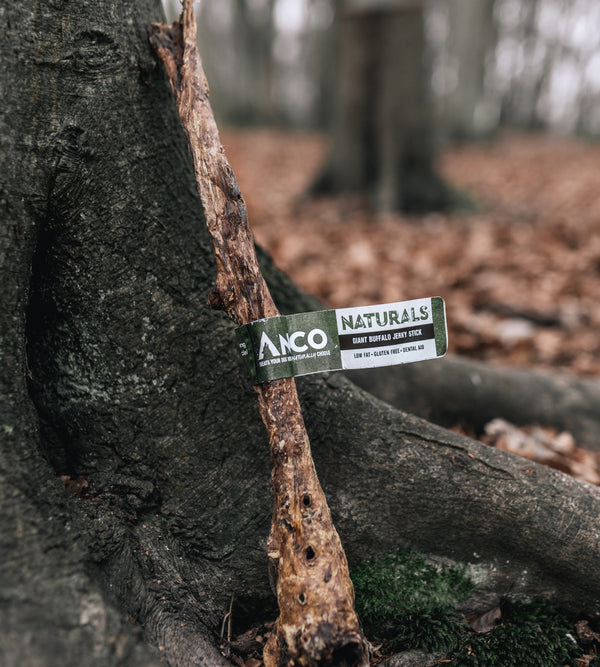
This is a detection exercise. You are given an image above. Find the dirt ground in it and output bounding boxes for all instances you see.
[223,128,600,379]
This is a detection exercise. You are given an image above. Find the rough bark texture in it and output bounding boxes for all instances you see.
[149,5,368,665]
[3,2,600,667]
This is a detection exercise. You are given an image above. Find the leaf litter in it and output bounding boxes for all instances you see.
[224,128,600,485]
[221,129,600,664]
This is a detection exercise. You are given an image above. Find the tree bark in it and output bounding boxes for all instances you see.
[3,2,600,666]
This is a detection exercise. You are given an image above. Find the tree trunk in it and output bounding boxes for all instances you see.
[314,0,455,212]
[196,0,276,126]
[4,2,600,666]
[442,0,497,140]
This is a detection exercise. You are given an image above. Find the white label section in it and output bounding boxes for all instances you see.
[336,297,433,334]
[335,297,438,370]
[341,337,439,370]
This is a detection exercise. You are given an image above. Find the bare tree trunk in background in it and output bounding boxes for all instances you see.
[312,0,343,130]
[197,0,277,125]
[314,0,456,213]
[232,0,277,124]
[443,0,497,140]
[498,0,541,128]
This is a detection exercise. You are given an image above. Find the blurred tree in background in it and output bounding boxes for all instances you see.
[312,0,455,212]
[434,0,498,140]
[163,0,600,213]
[164,0,600,137]
[164,0,338,126]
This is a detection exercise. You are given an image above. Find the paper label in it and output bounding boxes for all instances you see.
[236,297,447,384]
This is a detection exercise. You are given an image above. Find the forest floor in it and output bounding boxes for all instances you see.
[220,128,600,665]
[224,128,600,378]
[224,128,600,484]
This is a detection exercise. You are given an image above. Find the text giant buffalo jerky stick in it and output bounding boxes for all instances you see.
[148,4,369,666]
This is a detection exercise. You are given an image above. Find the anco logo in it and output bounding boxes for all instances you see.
[258,328,328,360]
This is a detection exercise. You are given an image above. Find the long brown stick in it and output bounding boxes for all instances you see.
[149,4,369,666]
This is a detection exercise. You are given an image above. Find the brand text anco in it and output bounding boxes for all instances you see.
[258,329,329,360]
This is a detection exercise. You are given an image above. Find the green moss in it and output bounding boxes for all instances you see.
[453,600,582,666]
[351,549,592,665]
[352,549,472,652]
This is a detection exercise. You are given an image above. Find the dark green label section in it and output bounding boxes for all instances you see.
[236,310,342,384]
[431,296,447,357]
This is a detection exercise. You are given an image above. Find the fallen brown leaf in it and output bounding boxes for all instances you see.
[482,418,600,485]
[467,606,502,634]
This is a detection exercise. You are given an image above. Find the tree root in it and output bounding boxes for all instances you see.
[347,355,600,450]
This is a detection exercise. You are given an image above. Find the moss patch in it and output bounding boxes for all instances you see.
[453,599,586,666]
[351,549,597,665]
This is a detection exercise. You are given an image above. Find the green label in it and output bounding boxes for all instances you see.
[236,297,447,384]
[236,310,342,383]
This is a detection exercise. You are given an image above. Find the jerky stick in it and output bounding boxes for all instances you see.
[149,4,369,665]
